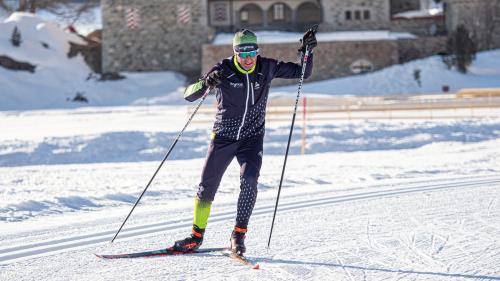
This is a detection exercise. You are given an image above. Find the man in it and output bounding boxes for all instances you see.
[172,28,317,255]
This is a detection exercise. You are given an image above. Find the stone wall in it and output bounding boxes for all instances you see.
[390,16,446,36]
[101,0,213,76]
[397,36,447,63]
[202,39,399,87]
[321,0,391,31]
[201,36,447,86]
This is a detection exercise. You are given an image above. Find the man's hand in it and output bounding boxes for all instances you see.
[298,25,318,53]
[204,70,222,88]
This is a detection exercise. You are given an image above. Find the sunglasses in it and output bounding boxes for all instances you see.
[237,50,258,58]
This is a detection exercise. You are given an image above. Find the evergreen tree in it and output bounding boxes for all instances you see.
[11,26,22,47]
[446,25,477,73]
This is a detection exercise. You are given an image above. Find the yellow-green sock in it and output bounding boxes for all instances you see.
[193,197,212,229]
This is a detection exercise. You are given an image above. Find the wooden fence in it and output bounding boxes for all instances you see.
[187,88,500,154]
[190,89,500,122]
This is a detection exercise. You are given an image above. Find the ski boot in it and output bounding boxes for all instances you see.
[230,226,247,255]
[172,225,204,252]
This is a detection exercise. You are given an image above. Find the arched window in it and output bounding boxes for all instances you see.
[296,2,322,30]
[296,2,322,24]
[239,4,263,25]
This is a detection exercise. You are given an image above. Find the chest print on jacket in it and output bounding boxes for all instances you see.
[230,82,244,89]
[254,82,260,90]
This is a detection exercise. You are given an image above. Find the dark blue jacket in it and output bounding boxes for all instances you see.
[184,53,313,140]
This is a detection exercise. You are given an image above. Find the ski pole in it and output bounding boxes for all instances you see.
[267,24,318,249]
[111,87,212,243]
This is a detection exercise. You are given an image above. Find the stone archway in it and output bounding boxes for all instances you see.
[296,1,322,31]
[239,3,263,28]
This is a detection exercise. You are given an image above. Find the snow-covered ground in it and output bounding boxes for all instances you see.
[0,104,499,280]
[1,9,500,281]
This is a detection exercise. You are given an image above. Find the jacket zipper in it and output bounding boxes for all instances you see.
[236,73,250,140]
[251,82,255,105]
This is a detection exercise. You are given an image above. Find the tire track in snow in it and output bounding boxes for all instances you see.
[1,176,500,264]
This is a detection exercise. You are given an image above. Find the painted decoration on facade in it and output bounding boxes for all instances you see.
[177,5,191,25]
[125,7,140,29]
[214,2,228,22]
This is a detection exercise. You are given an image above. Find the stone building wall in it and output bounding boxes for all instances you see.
[397,36,447,63]
[321,0,391,31]
[201,36,447,87]
[101,0,213,76]
[202,39,399,87]
[390,16,446,36]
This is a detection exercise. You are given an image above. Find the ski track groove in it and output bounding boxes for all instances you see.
[1,175,500,265]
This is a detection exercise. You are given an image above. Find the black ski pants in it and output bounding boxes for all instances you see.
[197,134,263,229]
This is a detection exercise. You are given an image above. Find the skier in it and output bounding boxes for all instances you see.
[172,28,317,255]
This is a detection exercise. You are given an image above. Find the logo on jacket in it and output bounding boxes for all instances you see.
[230,82,244,88]
[254,82,260,90]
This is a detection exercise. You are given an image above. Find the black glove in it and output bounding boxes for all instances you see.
[204,70,222,88]
[298,27,318,53]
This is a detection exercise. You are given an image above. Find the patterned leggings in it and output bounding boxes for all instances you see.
[196,134,263,228]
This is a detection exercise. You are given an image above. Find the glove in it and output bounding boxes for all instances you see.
[204,70,222,88]
[298,28,318,53]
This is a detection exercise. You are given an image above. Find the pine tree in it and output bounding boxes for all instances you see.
[445,25,477,73]
[11,26,22,47]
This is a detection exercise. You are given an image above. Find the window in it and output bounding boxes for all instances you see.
[345,10,352,20]
[354,10,361,20]
[273,3,285,20]
[241,10,248,22]
[364,10,370,20]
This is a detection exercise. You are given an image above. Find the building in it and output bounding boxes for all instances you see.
[101,0,490,81]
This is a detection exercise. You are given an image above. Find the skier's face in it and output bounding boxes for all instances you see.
[235,51,258,70]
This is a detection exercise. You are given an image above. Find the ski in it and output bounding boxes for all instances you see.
[222,250,260,269]
[95,247,227,259]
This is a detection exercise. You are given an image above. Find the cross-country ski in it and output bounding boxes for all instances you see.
[95,247,227,260]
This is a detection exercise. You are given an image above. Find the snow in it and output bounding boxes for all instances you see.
[0,13,186,111]
[273,49,500,96]
[1,11,500,281]
[393,0,444,19]
[0,5,101,35]
[0,103,499,279]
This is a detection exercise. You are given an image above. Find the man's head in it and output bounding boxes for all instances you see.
[233,29,259,71]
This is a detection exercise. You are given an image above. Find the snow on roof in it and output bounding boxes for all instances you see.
[392,2,443,19]
[212,30,417,45]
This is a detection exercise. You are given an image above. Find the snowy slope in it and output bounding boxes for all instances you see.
[0,13,186,111]
[272,49,500,96]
